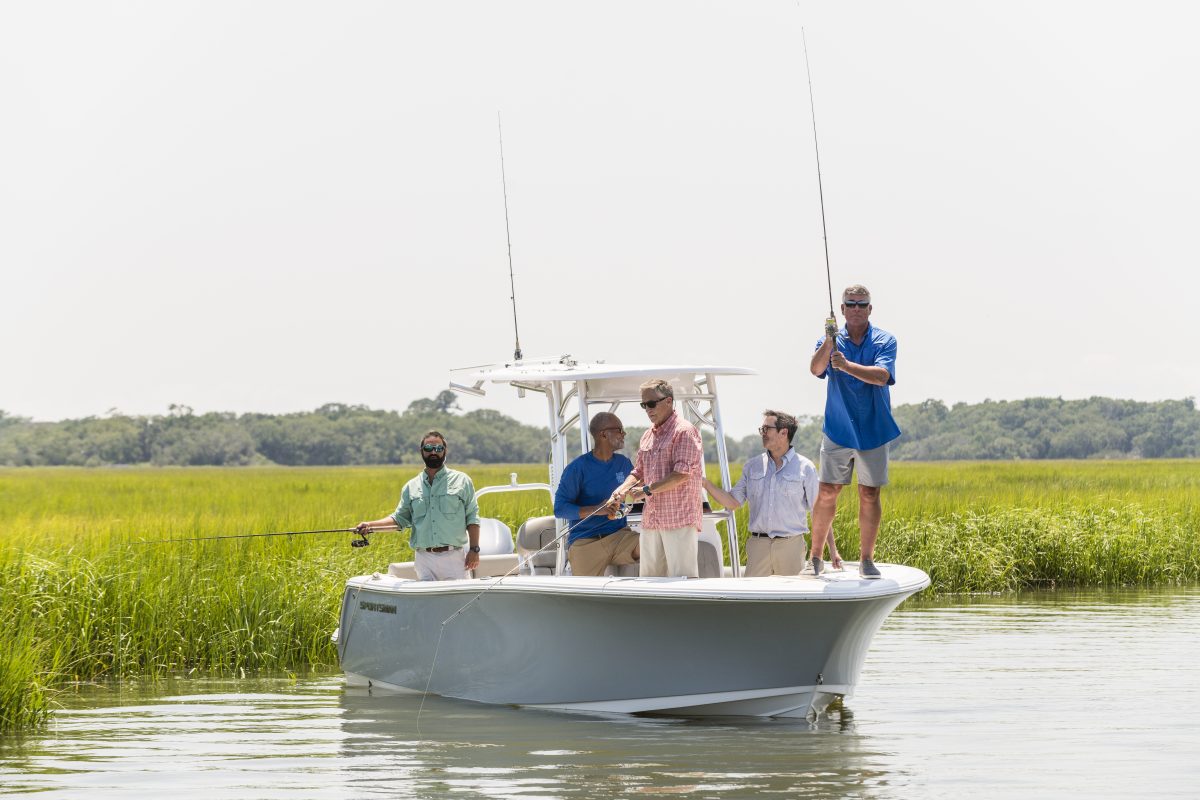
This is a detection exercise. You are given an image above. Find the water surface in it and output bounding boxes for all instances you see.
[3,588,1198,798]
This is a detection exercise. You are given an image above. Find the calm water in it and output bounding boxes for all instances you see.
[3,589,1199,799]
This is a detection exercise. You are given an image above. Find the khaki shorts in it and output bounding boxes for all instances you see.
[568,528,639,576]
[818,435,890,487]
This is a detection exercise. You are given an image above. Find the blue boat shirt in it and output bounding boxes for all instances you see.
[814,323,902,451]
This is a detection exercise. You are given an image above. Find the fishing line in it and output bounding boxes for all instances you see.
[416,500,627,728]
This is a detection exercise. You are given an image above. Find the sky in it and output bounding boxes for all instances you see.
[2,1,1198,437]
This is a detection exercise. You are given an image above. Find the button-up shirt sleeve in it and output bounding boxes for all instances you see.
[671,424,703,475]
[391,482,414,529]
[801,457,819,512]
[729,468,750,505]
[461,476,480,527]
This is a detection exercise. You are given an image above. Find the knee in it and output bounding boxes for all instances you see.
[858,485,881,503]
[817,483,842,503]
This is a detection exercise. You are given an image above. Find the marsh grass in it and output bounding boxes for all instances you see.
[2,460,1198,731]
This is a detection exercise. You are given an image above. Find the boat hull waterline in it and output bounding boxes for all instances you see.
[334,566,929,718]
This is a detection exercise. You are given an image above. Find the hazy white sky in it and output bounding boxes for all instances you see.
[3,1,1198,436]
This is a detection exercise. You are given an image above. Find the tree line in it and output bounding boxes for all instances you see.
[1,394,1197,467]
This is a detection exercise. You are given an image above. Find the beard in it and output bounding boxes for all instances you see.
[422,453,445,469]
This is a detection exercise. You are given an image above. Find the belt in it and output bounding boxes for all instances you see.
[422,545,459,553]
[750,532,795,538]
[575,530,622,542]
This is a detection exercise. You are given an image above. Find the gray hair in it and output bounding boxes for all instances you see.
[842,284,871,303]
[638,379,674,399]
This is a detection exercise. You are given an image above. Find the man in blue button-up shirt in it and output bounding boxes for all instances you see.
[808,285,901,580]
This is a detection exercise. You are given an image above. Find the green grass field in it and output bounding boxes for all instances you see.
[2,460,1198,731]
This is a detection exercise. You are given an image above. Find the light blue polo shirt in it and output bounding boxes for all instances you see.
[814,323,901,451]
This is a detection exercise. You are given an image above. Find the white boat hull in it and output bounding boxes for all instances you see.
[334,565,928,718]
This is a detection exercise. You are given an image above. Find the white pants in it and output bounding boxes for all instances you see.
[414,548,468,581]
[639,526,698,578]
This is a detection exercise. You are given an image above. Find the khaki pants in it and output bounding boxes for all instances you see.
[568,529,639,576]
[745,534,807,577]
[639,526,699,578]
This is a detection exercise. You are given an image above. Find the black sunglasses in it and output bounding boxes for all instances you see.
[421,443,446,453]
[639,397,671,409]
[758,425,783,434]
[599,427,626,435]
[843,300,870,308]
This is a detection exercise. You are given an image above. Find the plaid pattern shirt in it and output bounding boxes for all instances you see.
[631,411,704,531]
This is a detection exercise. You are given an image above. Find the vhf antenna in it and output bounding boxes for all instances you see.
[801,28,836,320]
[497,112,523,362]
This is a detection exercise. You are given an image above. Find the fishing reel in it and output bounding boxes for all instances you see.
[351,530,371,548]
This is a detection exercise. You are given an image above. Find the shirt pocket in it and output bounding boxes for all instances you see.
[410,494,428,522]
[439,494,462,515]
[779,472,806,502]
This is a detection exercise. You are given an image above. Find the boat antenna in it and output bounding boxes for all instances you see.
[801,28,837,320]
[497,111,523,362]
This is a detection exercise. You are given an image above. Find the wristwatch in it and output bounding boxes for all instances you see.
[468,545,481,553]
[642,484,653,496]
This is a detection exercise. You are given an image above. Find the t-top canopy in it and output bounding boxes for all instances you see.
[450,356,755,398]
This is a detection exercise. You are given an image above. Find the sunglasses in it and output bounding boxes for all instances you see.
[843,300,870,308]
[599,427,626,436]
[758,425,783,434]
[639,397,671,409]
[421,444,446,453]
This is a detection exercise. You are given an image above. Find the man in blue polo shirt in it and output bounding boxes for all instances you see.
[554,412,640,576]
[808,284,901,579]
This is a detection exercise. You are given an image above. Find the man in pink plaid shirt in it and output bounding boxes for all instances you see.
[608,379,704,577]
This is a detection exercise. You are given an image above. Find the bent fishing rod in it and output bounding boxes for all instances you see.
[801,27,837,323]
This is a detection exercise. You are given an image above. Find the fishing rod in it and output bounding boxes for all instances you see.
[801,28,837,324]
[134,527,369,546]
[497,111,523,362]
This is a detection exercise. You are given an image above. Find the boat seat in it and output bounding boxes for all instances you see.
[385,553,521,580]
[516,515,560,574]
[471,553,520,578]
[697,539,721,579]
[478,517,514,554]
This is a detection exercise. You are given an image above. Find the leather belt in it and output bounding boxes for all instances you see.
[750,532,795,538]
[422,545,458,553]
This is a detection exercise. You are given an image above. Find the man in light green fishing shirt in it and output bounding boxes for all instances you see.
[356,430,481,580]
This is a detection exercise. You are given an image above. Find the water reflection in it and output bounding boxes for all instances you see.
[2,588,1198,799]
[336,689,893,798]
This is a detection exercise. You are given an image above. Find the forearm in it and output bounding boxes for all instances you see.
[650,470,690,494]
[362,516,401,531]
[810,341,834,377]
[701,478,741,510]
[611,475,639,500]
[839,362,891,385]
[467,523,480,548]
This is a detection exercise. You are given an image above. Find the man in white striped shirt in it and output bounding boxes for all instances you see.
[702,410,840,576]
